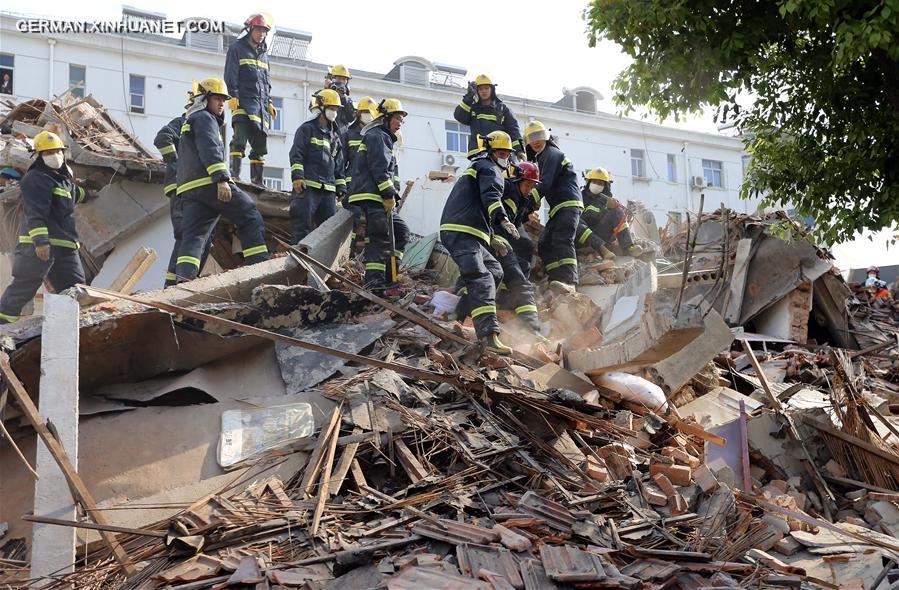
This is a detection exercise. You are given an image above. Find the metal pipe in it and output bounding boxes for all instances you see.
[682,141,691,212]
[47,38,56,98]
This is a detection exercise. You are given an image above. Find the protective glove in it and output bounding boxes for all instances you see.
[383,197,396,214]
[227,97,239,111]
[292,179,305,193]
[336,188,346,199]
[490,236,509,257]
[515,151,527,163]
[217,181,232,203]
[35,243,50,261]
[268,102,277,120]
[499,218,520,240]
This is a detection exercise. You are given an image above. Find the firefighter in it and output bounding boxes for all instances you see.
[346,98,410,291]
[174,78,269,281]
[0,131,97,323]
[340,96,378,252]
[224,13,275,185]
[576,167,644,259]
[454,74,525,161]
[501,161,541,276]
[289,89,345,244]
[324,65,358,129]
[439,130,520,355]
[524,120,583,292]
[154,86,217,287]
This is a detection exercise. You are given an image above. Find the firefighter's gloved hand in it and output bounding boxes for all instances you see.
[227,97,239,111]
[383,197,396,213]
[292,179,305,194]
[268,102,277,120]
[217,181,232,203]
[490,236,509,257]
[34,243,50,261]
[499,218,520,240]
[515,151,527,163]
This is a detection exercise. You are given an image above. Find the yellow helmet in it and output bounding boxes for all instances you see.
[313,88,342,109]
[475,74,493,87]
[197,78,231,99]
[524,120,550,144]
[329,64,351,79]
[356,96,378,117]
[477,131,514,152]
[377,98,407,117]
[585,167,612,183]
[33,130,65,153]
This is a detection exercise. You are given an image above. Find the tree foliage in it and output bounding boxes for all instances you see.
[585,0,899,244]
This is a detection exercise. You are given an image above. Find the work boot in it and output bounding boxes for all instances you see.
[250,162,264,186]
[549,280,576,295]
[599,245,615,260]
[230,155,243,180]
[628,244,645,257]
[482,333,513,356]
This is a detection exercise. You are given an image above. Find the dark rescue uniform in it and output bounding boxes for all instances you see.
[288,116,345,243]
[453,87,523,157]
[576,187,635,252]
[224,35,272,170]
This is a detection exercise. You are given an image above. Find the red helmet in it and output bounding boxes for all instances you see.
[245,13,272,31]
[513,161,540,182]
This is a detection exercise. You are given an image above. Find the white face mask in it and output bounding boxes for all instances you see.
[42,152,64,169]
[324,109,338,122]
[359,112,373,124]
[589,183,604,195]
[495,157,509,169]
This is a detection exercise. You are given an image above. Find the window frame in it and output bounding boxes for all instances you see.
[270,97,284,132]
[666,153,677,182]
[445,120,470,154]
[69,64,87,99]
[630,148,646,178]
[702,159,724,188]
[128,74,145,114]
[0,53,14,96]
[262,166,284,190]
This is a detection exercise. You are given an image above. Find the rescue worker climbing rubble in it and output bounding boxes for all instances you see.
[454,74,525,161]
[340,96,379,254]
[576,167,644,259]
[0,131,98,323]
[174,78,270,282]
[440,130,520,356]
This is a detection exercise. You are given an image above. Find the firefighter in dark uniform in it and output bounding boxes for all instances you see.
[340,96,377,253]
[174,78,269,281]
[0,131,96,323]
[324,65,359,130]
[524,120,583,292]
[576,167,644,259]
[453,74,525,161]
[440,130,520,355]
[289,89,345,244]
[224,13,276,185]
[346,98,410,291]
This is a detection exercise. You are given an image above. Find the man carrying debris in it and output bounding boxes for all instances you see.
[0,131,97,323]
[346,99,410,291]
[224,13,275,185]
[576,167,644,259]
[454,74,525,162]
[154,86,216,287]
[324,65,358,130]
[289,89,346,244]
[524,120,583,292]
[440,130,520,355]
[174,78,270,282]
[340,96,378,253]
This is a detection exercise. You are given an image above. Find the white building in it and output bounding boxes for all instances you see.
[0,6,758,236]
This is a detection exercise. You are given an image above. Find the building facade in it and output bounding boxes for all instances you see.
[0,7,759,234]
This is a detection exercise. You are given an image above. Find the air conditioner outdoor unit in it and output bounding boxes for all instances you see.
[442,153,459,168]
[691,175,708,189]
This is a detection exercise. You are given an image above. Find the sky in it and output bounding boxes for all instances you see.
[3,0,897,271]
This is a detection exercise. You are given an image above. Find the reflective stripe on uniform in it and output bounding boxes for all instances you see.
[530,188,541,205]
[159,144,176,155]
[230,151,244,157]
[487,201,503,216]
[249,159,265,165]
[310,137,331,149]
[348,139,362,147]
[206,162,228,175]
[544,257,577,271]
[0,312,19,322]
[614,217,630,235]
[335,178,346,186]
[52,187,71,199]
[471,305,496,318]
[394,250,404,259]
[365,262,386,271]
[549,200,583,218]
[439,223,490,243]
[458,101,471,113]
[76,186,86,203]
[515,304,538,315]
[238,58,269,69]
[348,193,384,204]
[177,255,201,269]
[165,272,177,281]
[242,244,268,257]
[377,179,393,191]
[304,180,336,191]
[181,123,191,133]
[18,236,78,248]
[561,157,571,166]
[28,227,49,237]
[291,163,304,171]
[467,147,482,156]
[164,183,178,194]
[462,168,477,178]
[176,176,214,195]
[504,199,517,215]
[584,205,603,215]
[476,114,497,121]
[578,227,593,244]
[358,144,368,151]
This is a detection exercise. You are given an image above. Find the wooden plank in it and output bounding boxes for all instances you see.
[0,415,39,480]
[0,353,135,575]
[349,458,367,490]
[309,406,341,537]
[328,427,362,497]
[724,238,753,324]
[394,439,430,483]
[108,247,157,294]
[802,416,899,467]
[22,515,167,538]
[299,407,342,499]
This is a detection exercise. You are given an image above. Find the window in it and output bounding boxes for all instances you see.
[401,61,428,86]
[630,149,646,177]
[574,91,596,114]
[263,166,283,190]
[69,64,86,99]
[445,121,470,154]
[702,159,723,187]
[270,97,283,132]
[129,74,145,114]
[667,154,677,182]
[0,54,14,95]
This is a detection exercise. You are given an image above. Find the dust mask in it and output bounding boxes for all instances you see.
[325,109,338,122]
[359,112,373,124]
[589,183,603,195]
[42,152,64,169]
[496,157,509,169]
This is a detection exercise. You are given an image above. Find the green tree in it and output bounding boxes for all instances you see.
[585,0,899,245]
